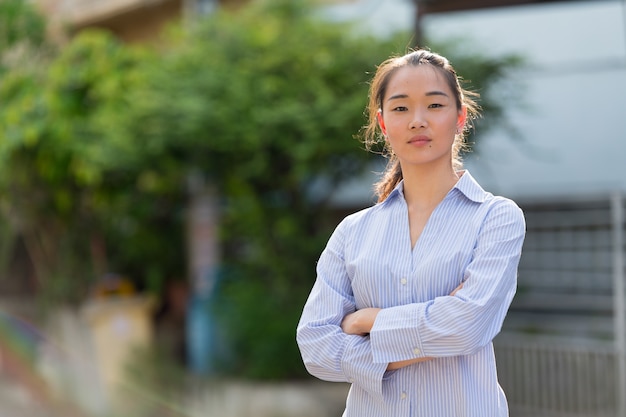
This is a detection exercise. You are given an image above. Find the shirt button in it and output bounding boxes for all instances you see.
[400,391,407,400]
[400,278,407,285]
[413,347,421,355]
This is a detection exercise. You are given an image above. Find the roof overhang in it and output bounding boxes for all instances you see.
[415,0,589,14]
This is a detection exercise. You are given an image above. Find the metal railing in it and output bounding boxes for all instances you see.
[495,193,626,417]
[496,337,617,417]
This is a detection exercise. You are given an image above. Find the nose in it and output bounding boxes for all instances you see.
[409,110,427,130]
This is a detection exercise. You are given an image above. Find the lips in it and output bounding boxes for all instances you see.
[408,135,431,146]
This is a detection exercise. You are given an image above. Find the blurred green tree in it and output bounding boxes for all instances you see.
[0,30,172,304]
[0,0,49,286]
[108,0,405,378]
[0,0,46,58]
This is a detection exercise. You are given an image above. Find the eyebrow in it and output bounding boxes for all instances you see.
[387,91,450,101]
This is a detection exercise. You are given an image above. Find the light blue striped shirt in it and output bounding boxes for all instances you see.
[296,171,525,417]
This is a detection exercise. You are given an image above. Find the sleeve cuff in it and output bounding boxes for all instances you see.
[370,303,426,364]
[340,335,388,400]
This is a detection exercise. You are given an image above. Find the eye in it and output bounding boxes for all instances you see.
[428,103,444,109]
[392,106,408,112]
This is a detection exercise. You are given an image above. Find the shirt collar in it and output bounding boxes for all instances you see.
[384,170,488,205]
[454,170,489,203]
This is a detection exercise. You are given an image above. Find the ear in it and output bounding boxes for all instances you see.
[376,109,387,136]
[456,106,468,134]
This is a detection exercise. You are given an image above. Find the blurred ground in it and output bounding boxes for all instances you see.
[0,370,350,417]
[0,373,59,417]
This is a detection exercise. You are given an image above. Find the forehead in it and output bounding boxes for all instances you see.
[384,64,453,100]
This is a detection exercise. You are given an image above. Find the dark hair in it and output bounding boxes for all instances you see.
[363,49,481,202]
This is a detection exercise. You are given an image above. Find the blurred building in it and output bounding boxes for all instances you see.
[422,3,626,417]
[321,2,626,417]
[427,2,626,201]
[36,0,182,43]
[34,0,360,43]
[35,0,235,43]
[322,0,626,202]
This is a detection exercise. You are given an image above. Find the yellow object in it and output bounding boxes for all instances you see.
[90,275,136,298]
[83,295,155,406]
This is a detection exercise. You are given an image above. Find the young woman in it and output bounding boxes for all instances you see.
[296,49,526,416]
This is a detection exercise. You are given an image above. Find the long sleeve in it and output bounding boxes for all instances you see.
[296,171,525,417]
[296,219,388,399]
[369,198,525,363]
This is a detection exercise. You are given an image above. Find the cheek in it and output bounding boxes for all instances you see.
[385,118,405,133]
[441,114,460,135]
[384,125,403,146]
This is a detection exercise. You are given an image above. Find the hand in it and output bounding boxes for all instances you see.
[387,357,433,370]
[450,281,464,296]
[341,308,381,335]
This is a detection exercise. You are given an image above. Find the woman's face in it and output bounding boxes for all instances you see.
[378,64,466,171]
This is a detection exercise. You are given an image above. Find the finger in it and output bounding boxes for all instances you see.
[450,282,464,296]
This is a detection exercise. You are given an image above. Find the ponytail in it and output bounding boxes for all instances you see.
[374,155,402,203]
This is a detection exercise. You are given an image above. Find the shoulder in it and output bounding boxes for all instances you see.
[338,202,385,231]
[322,205,378,253]
[484,194,524,221]
[483,192,523,212]
[458,170,524,221]
[477,194,526,241]
[330,196,399,243]
[456,172,525,238]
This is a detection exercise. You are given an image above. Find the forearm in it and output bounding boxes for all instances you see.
[387,356,433,370]
[341,283,464,336]
[341,307,381,335]
[342,283,463,368]
[341,311,433,370]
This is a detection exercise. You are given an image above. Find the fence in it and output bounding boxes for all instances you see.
[494,193,626,417]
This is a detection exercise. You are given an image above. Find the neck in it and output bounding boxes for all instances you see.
[401,162,460,210]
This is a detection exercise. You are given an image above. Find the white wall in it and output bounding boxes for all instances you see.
[320,0,416,38]
[422,0,626,200]
[328,0,626,204]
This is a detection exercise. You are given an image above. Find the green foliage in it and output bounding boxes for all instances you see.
[0,28,183,305]
[0,0,46,55]
[109,0,403,379]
